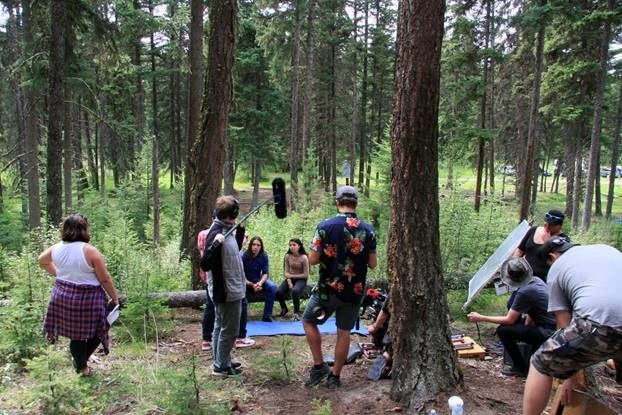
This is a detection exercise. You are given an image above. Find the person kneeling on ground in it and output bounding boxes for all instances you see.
[468,257,556,377]
[367,293,392,381]
[523,238,622,415]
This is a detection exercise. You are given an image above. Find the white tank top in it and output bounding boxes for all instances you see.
[51,241,100,286]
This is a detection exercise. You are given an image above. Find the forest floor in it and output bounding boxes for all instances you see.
[119,308,621,415]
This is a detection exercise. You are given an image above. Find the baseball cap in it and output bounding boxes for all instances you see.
[544,209,565,225]
[500,257,533,291]
[336,185,358,201]
[539,236,575,258]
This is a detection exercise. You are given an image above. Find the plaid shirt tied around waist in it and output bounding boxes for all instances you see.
[44,279,110,354]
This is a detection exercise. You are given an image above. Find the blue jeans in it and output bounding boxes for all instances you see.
[247,279,277,319]
[212,299,242,370]
[203,289,247,340]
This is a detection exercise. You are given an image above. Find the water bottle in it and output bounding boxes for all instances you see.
[429,410,437,415]
[448,395,464,415]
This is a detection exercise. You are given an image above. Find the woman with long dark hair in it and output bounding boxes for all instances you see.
[241,236,277,322]
[39,215,119,377]
[275,238,309,321]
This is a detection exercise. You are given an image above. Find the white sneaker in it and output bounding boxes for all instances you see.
[235,337,255,348]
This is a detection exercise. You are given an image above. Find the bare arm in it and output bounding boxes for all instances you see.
[553,310,572,329]
[309,250,320,266]
[513,248,524,257]
[38,246,57,277]
[368,253,378,269]
[85,245,119,305]
[467,308,521,325]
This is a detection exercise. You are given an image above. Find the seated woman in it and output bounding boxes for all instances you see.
[275,238,309,321]
[241,236,277,322]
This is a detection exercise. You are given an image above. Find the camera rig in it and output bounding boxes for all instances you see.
[360,288,387,321]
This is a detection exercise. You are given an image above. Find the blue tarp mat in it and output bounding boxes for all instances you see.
[246,317,369,337]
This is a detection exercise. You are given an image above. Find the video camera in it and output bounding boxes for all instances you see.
[360,288,387,321]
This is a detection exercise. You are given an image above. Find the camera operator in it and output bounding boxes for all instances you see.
[302,186,377,389]
[367,292,390,349]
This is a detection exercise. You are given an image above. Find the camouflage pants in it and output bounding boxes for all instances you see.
[531,317,622,379]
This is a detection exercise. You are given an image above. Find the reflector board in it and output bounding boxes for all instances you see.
[463,220,530,309]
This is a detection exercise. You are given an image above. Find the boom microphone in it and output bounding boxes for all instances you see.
[272,177,287,219]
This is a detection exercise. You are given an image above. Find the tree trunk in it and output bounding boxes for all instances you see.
[23,0,41,229]
[84,109,98,192]
[474,139,485,212]
[6,6,29,218]
[358,0,369,189]
[99,94,107,202]
[47,0,66,225]
[131,0,145,175]
[182,0,205,283]
[289,0,302,209]
[389,0,461,409]
[572,150,583,229]
[594,151,602,217]
[581,0,611,231]
[301,0,315,162]
[606,78,622,219]
[149,2,160,246]
[519,0,545,221]
[223,141,236,194]
[184,0,237,289]
[74,100,88,202]
[63,86,73,213]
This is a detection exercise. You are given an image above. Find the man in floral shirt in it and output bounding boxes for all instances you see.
[303,185,377,389]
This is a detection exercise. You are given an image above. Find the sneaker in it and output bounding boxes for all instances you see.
[501,365,526,377]
[201,340,212,351]
[212,365,242,376]
[293,313,301,322]
[368,354,388,381]
[231,361,242,369]
[262,316,273,322]
[305,363,330,388]
[235,337,256,348]
[327,372,341,389]
[279,308,289,317]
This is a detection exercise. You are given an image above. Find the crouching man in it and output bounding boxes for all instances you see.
[523,237,622,415]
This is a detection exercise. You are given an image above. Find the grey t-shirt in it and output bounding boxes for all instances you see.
[547,244,622,328]
[511,277,556,329]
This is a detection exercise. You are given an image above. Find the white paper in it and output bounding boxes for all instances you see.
[107,305,120,325]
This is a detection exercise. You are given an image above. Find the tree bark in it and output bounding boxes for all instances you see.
[389,0,461,409]
[289,0,302,209]
[149,1,160,246]
[581,0,611,231]
[519,0,545,221]
[184,0,237,289]
[23,0,41,229]
[63,86,73,213]
[358,0,369,189]
[606,78,622,219]
[46,0,67,225]
[301,0,315,163]
[182,0,205,274]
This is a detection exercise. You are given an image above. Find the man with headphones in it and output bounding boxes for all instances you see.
[200,195,246,376]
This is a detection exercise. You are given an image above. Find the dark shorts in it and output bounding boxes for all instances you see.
[302,293,360,331]
[531,317,622,379]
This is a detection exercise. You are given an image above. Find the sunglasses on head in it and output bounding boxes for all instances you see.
[545,212,563,223]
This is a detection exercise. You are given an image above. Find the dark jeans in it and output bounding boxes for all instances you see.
[496,323,554,373]
[69,337,100,372]
[203,289,247,340]
[275,279,307,314]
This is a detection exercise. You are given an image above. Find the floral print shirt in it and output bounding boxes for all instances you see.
[310,212,377,304]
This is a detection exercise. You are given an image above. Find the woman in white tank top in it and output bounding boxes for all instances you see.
[39,214,119,377]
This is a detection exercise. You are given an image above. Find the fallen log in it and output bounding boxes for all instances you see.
[148,284,314,308]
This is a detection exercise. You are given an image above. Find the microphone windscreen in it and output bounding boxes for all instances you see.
[272,178,287,219]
